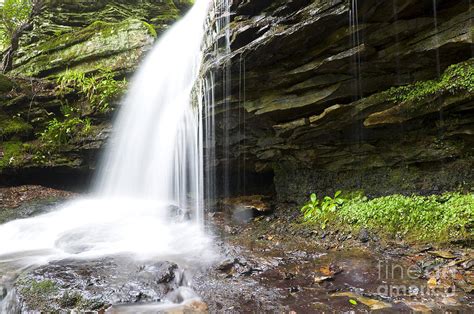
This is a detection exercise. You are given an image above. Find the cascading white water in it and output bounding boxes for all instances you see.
[0,0,214,266]
[96,0,208,216]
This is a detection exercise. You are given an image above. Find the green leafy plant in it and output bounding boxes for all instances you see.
[387,61,474,103]
[338,193,473,241]
[0,0,32,49]
[321,190,344,213]
[57,68,126,114]
[301,193,319,221]
[300,191,473,242]
[39,116,91,147]
[301,191,345,228]
[39,105,91,148]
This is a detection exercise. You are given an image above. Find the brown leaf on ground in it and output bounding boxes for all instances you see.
[427,277,437,288]
[428,250,456,259]
[405,302,432,313]
[0,185,73,209]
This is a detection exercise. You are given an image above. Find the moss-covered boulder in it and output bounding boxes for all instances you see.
[10,0,193,77]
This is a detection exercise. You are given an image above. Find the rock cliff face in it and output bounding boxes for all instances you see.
[208,0,473,202]
[9,0,193,77]
[0,0,192,188]
[1,0,472,201]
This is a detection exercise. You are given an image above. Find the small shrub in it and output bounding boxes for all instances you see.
[39,116,91,148]
[301,191,344,228]
[57,68,126,114]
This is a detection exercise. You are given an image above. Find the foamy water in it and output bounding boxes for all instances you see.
[0,0,214,267]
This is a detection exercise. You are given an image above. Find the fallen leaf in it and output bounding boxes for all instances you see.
[331,292,391,310]
[454,273,464,281]
[429,250,456,259]
[349,299,357,305]
[447,258,467,267]
[319,265,332,276]
[455,280,474,293]
[441,297,459,306]
[405,302,432,312]
[427,277,437,288]
[466,272,474,284]
[462,259,473,270]
[314,276,332,283]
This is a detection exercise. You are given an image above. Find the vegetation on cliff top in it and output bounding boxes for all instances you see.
[0,0,32,49]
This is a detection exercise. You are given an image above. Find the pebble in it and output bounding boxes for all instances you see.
[358,228,370,243]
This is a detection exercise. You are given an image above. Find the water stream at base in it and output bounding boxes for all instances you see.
[0,0,217,309]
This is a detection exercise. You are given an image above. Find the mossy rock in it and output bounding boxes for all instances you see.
[0,115,33,138]
[10,0,193,78]
[0,74,16,93]
[12,18,155,77]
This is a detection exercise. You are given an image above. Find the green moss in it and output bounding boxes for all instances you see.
[17,279,59,311]
[300,192,474,243]
[36,20,116,53]
[12,18,152,77]
[0,74,15,92]
[30,280,58,294]
[0,141,26,168]
[387,60,474,103]
[0,115,33,138]
[151,12,180,25]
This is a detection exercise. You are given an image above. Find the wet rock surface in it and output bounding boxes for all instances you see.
[193,210,474,312]
[0,190,471,313]
[10,258,183,312]
[10,0,193,77]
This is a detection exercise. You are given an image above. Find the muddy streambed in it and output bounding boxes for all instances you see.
[195,212,473,312]
[0,186,472,312]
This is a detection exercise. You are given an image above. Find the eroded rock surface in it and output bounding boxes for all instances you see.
[206,0,474,201]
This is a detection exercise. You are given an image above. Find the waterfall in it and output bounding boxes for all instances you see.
[199,0,232,205]
[0,0,214,265]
